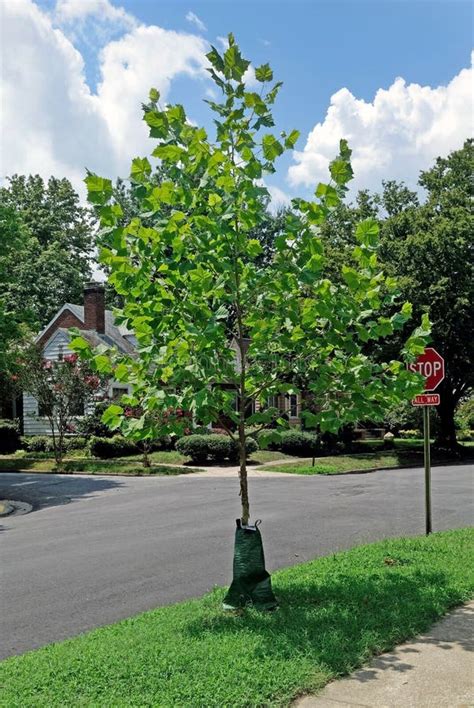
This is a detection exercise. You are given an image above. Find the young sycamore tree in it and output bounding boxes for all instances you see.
[74,36,429,607]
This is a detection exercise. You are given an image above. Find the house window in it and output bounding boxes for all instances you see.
[288,394,298,418]
[267,395,279,410]
[112,387,127,401]
[234,394,255,419]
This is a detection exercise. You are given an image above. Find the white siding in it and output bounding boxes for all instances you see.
[23,331,71,436]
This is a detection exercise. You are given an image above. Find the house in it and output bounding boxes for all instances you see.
[23,282,136,436]
[22,282,303,436]
[227,337,302,427]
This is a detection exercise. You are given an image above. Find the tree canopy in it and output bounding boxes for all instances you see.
[319,140,472,445]
[0,175,95,328]
[74,35,428,526]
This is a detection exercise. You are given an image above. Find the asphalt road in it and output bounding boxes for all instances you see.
[1,464,472,659]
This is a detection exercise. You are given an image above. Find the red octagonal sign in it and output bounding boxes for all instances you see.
[407,347,445,392]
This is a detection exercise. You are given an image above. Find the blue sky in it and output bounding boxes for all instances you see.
[3,0,473,203]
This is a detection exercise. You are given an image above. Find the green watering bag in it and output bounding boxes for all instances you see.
[223,519,278,611]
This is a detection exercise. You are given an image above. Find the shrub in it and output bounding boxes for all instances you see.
[455,397,474,430]
[89,436,138,458]
[399,429,422,439]
[77,402,115,439]
[22,436,52,453]
[457,429,474,442]
[63,437,88,451]
[176,434,258,464]
[21,436,87,453]
[0,421,21,453]
[263,430,320,457]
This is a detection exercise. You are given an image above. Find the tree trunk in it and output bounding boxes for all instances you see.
[142,446,151,468]
[435,381,458,449]
[238,416,249,525]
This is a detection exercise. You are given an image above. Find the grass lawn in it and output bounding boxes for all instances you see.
[0,455,199,476]
[0,449,293,474]
[261,446,473,475]
[1,529,472,707]
[250,449,296,464]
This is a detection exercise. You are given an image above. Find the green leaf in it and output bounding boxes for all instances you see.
[329,157,353,187]
[255,63,273,82]
[94,354,113,374]
[130,157,151,183]
[284,129,300,149]
[208,193,222,207]
[223,44,250,81]
[85,174,113,206]
[206,46,225,73]
[115,362,129,381]
[342,266,360,290]
[149,87,160,103]
[247,239,263,257]
[143,110,169,138]
[102,404,123,428]
[69,336,91,353]
[355,219,380,248]
[262,134,284,160]
[152,145,184,162]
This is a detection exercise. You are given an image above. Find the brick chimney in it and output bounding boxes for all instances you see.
[83,281,105,334]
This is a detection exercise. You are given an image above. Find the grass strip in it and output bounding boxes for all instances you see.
[0,457,200,476]
[1,528,472,707]
[262,449,471,475]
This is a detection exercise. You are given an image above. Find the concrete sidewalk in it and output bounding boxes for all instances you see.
[295,601,474,708]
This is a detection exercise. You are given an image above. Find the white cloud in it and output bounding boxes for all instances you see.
[288,55,473,194]
[185,11,206,33]
[96,25,208,159]
[55,0,137,29]
[1,0,209,197]
[266,185,291,214]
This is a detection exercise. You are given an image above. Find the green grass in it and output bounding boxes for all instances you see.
[261,446,473,475]
[262,451,414,475]
[0,456,199,476]
[1,529,472,707]
[250,449,295,464]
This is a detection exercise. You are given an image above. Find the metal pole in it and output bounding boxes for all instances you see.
[423,405,432,535]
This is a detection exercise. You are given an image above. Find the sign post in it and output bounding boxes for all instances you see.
[422,405,432,535]
[408,348,445,535]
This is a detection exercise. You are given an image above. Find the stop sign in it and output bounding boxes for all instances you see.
[407,347,445,391]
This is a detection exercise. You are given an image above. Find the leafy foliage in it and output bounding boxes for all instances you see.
[0,175,95,328]
[74,36,428,523]
[176,434,258,464]
[16,347,107,466]
[262,430,320,456]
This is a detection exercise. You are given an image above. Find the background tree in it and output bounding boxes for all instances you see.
[382,141,473,448]
[0,205,28,367]
[0,175,95,328]
[75,36,428,609]
[17,346,107,468]
[319,141,473,447]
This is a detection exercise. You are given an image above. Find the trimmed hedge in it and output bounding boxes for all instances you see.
[21,436,88,453]
[264,430,320,457]
[458,429,474,441]
[176,434,258,464]
[0,421,21,454]
[89,436,138,458]
[89,435,175,458]
[399,429,422,439]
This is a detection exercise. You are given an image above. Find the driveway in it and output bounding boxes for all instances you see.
[0,464,472,659]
